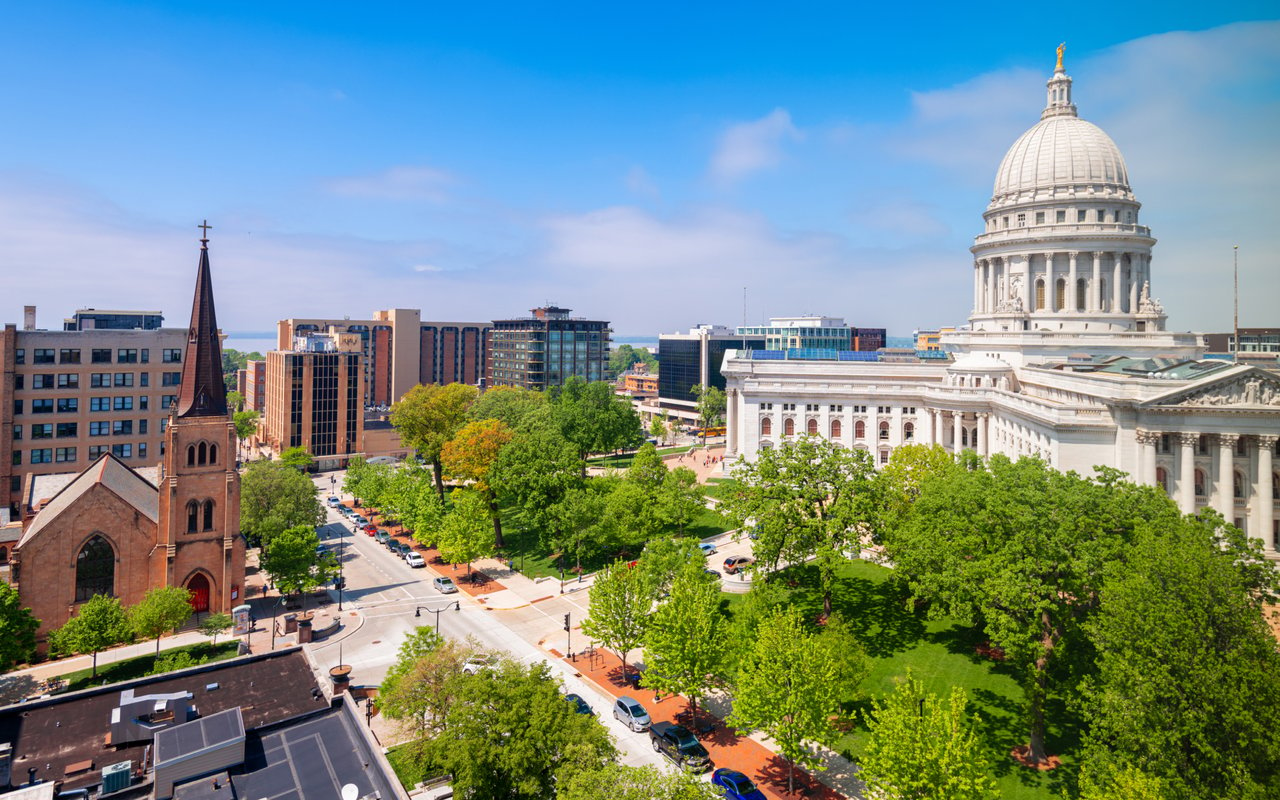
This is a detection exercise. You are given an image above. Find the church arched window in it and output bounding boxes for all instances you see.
[187,500,199,533]
[75,535,115,602]
[1054,279,1066,311]
[197,442,207,466]
[783,418,795,437]
[209,443,218,464]
[1035,279,1046,310]
[806,418,818,435]
[855,420,865,439]
[760,417,772,437]
[187,445,196,467]
[830,419,842,439]
[203,500,215,531]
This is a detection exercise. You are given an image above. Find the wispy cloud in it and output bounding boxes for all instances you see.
[325,165,455,202]
[623,165,660,201]
[709,108,803,184]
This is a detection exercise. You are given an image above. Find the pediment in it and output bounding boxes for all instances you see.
[1149,368,1280,409]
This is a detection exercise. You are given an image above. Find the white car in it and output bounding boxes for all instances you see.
[698,542,717,556]
[462,655,496,675]
[405,552,426,568]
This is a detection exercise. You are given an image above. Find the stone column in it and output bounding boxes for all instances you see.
[1092,251,1103,312]
[977,413,990,457]
[1136,429,1158,485]
[1021,255,1033,312]
[972,261,981,314]
[952,412,964,453]
[1067,251,1078,312]
[725,388,738,459]
[987,260,997,312]
[1043,253,1055,311]
[1127,254,1138,314]
[1179,433,1198,514]
[1256,436,1276,553]
[1112,253,1123,313]
[1217,434,1238,523]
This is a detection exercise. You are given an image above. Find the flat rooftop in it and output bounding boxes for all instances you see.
[0,649,323,793]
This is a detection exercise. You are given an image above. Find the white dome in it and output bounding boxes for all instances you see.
[992,115,1130,202]
[949,353,1011,372]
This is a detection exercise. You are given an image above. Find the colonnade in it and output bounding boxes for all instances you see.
[972,251,1151,315]
[928,409,989,457]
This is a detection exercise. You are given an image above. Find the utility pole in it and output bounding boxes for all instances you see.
[1233,245,1239,361]
[564,612,572,661]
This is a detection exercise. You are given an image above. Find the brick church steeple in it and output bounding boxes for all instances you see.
[176,222,228,418]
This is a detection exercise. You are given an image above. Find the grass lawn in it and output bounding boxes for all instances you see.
[385,742,446,791]
[730,560,1080,800]
[701,478,741,501]
[587,445,695,469]
[55,640,241,693]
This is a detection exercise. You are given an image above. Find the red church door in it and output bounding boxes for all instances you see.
[187,574,211,613]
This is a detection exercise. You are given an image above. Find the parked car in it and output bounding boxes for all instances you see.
[405,552,426,568]
[703,569,721,580]
[461,655,495,674]
[353,515,368,525]
[723,555,755,575]
[611,696,651,732]
[711,768,766,800]
[326,496,340,507]
[649,721,711,772]
[391,541,411,558]
[698,542,718,555]
[374,530,390,544]
[362,524,377,536]
[564,693,594,715]
[433,576,458,594]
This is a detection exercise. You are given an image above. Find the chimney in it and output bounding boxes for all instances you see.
[22,306,35,331]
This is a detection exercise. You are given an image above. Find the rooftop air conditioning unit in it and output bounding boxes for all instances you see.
[102,760,132,794]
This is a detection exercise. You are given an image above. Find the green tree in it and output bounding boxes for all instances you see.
[875,443,956,539]
[1080,514,1280,799]
[0,582,39,670]
[729,607,870,794]
[225,390,245,412]
[1077,765,1168,800]
[442,418,515,547]
[467,385,547,429]
[647,414,666,442]
[889,456,1183,765]
[260,525,337,606]
[391,382,479,499]
[550,483,614,575]
[858,674,998,800]
[232,409,260,448]
[626,442,668,494]
[427,659,617,800]
[723,436,877,616]
[221,348,264,387]
[491,412,584,550]
[691,384,726,434]
[407,482,448,548]
[48,595,133,678]
[658,467,703,536]
[608,344,657,377]
[548,376,643,462]
[198,612,233,645]
[603,479,665,548]
[379,626,463,740]
[557,764,718,800]
[240,460,325,548]
[129,586,193,654]
[580,559,654,684]
[636,536,704,598]
[278,445,313,470]
[437,489,497,580]
[642,569,726,724]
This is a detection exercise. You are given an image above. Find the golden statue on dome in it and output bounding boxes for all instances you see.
[1056,42,1065,71]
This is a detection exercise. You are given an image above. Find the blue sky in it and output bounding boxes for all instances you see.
[1,3,1277,338]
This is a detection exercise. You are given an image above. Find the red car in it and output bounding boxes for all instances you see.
[362,524,377,536]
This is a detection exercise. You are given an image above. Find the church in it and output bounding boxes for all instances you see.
[722,50,1280,558]
[10,234,247,641]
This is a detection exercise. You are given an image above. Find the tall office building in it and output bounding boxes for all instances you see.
[656,325,765,421]
[487,306,610,390]
[261,332,364,471]
[1,308,186,519]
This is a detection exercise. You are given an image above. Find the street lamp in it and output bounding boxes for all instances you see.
[414,601,461,633]
[336,527,346,612]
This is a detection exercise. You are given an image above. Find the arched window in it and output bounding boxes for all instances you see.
[761,417,772,437]
[0,546,8,563]
[1076,278,1087,311]
[187,500,199,533]
[1155,466,1168,494]
[197,442,207,466]
[806,418,818,435]
[971,427,979,449]
[855,420,866,439]
[962,428,969,447]
[903,422,915,441]
[1054,278,1066,311]
[1194,469,1206,497]
[202,500,215,531]
[209,443,218,464]
[1035,279,1046,310]
[187,445,196,467]
[75,535,115,602]
[1233,472,1244,499]
[783,418,795,437]
[878,421,889,441]
[830,419,842,438]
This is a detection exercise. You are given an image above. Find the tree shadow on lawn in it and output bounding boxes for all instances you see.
[969,687,1081,797]
[772,564,927,659]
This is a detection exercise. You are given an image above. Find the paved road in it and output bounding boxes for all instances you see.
[307,474,673,771]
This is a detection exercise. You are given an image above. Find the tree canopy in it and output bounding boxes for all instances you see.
[642,568,726,722]
[442,418,514,547]
[240,459,325,547]
[608,344,658,377]
[129,586,193,654]
[278,446,313,470]
[548,376,643,460]
[260,525,337,603]
[0,582,39,670]
[49,594,133,677]
[691,384,726,431]
[437,489,497,577]
[557,764,720,800]
[580,559,654,683]
[467,385,547,429]
[390,382,479,498]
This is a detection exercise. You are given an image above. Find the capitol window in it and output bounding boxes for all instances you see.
[1078,209,1087,223]
[1017,213,1026,227]
[1002,216,1009,229]
[1056,210,1066,223]
[1035,212,1045,225]
[1097,209,1107,223]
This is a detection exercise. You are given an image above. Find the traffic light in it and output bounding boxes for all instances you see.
[563,613,571,632]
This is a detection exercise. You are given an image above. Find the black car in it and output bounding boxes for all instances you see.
[563,693,594,715]
[649,721,711,772]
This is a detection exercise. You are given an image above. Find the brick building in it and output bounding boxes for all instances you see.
[0,309,187,520]
[260,331,364,470]
[11,237,246,640]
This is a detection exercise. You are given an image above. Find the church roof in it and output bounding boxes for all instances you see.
[176,235,229,418]
[18,454,158,548]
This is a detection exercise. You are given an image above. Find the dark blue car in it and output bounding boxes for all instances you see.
[711,768,766,800]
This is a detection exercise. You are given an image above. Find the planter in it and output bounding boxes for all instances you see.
[329,664,352,695]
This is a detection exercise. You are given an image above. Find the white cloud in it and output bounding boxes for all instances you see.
[709,108,803,184]
[325,164,454,202]
[413,263,444,272]
[624,165,660,200]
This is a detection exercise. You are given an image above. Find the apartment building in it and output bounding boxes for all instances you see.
[240,359,266,412]
[487,306,610,390]
[656,324,765,422]
[261,331,364,471]
[1,308,186,518]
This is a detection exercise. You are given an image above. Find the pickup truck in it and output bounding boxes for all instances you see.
[649,721,712,772]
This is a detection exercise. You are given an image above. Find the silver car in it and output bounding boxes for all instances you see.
[612,695,651,732]
[433,576,458,594]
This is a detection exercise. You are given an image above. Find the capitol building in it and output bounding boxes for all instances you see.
[721,51,1280,557]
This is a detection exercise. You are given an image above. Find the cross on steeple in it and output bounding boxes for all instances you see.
[198,219,212,248]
